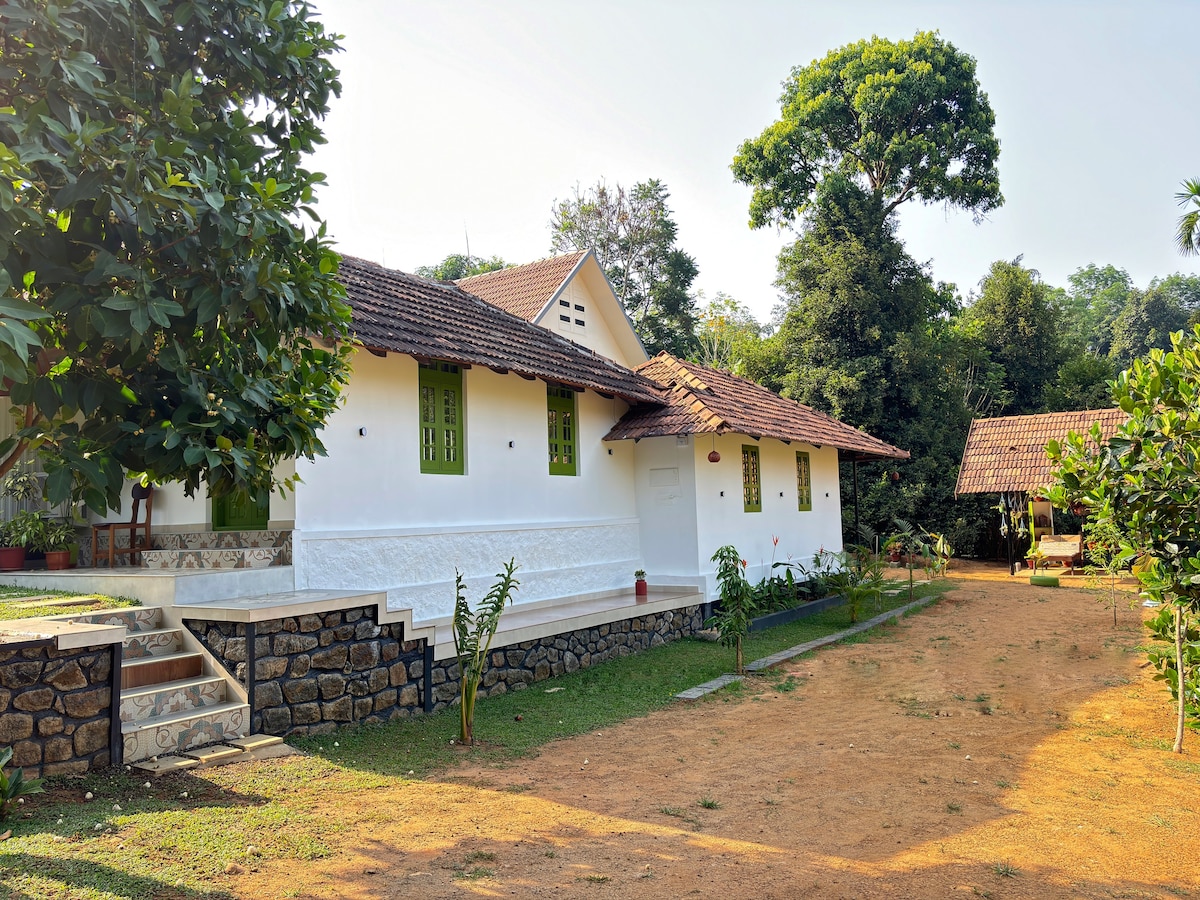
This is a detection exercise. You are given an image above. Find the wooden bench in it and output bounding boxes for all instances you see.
[1036,534,1083,574]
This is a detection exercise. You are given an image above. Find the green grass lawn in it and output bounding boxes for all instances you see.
[0,585,139,622]
[0,580,950,900]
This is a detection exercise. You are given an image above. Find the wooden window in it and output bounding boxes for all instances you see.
[418,362,464,475]
[547,386,578,476]
[796,451,812,511]
[741,445,761,512]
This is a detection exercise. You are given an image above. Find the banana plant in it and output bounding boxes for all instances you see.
[452,559,520,746]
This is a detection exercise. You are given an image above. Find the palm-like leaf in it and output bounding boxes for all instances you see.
[1176,179,1200,256]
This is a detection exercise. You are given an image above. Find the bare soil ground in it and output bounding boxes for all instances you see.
[238,562,1199,899]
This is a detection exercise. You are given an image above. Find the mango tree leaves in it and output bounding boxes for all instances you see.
[0,0,352,512]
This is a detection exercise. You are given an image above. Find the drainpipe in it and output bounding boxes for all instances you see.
[244,622,257,731]
[109,642,123,767]
[422,643,434,713]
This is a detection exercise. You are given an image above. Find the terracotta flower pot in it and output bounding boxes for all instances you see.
[0,546,25,572]
[45,549,72,570]
[635,579,648,599]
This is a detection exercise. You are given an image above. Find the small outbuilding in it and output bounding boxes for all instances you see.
[956,408,1127,572]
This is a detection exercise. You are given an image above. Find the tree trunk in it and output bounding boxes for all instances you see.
[735,637,744,676]
[1174,605,1185,754]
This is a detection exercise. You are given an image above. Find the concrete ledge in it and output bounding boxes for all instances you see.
[425,586,705,661]
[0,565,296,607]
[676,673,744,700]
[0,616,125,650]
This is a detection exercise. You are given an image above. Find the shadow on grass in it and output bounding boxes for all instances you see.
[0,852,236,900]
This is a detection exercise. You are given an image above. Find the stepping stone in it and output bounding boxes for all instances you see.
[676,673,744,700]
[182,745,245,765]
[133,756,201,776]
[226,734,283,752]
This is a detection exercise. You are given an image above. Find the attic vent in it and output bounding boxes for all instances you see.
[574,318,585,327]
[560,314,571,323]
[559,299,570,307]
[574,304,585,312]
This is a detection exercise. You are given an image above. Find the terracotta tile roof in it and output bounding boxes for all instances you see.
[339,256,663,404]
[455,252,589,321]
[604,353,909,461]
[955,408,1127,495]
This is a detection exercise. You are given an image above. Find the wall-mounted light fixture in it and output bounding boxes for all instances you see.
[358,427,367,437]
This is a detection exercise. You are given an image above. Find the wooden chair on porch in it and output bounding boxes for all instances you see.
[91,484,154,568]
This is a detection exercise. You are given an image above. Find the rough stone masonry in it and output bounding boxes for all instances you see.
[187,603,704,737]
[0,642,115,777]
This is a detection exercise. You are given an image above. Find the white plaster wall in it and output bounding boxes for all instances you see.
[693,435,844,598]
[631,435,700,583]
[292,350,643,617]
[300,521,641,622]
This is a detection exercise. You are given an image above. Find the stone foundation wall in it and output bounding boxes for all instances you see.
[186,603,704,737]
[0,642,115,777]
[426,605,706,709]
[185,607,424,736]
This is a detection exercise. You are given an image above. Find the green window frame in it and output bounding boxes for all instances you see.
[796,451,812,511]
[418,362,464,474]
[741,444,761,512]
[547,385,578,476]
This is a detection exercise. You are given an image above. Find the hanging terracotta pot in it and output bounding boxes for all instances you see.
[1070,501,1087,517]
[708,450,721,463]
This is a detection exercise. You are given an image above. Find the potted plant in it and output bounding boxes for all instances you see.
[0,464,42,571]
[634,568,648,599]
[36,519,77,570]
[0,510,44,571]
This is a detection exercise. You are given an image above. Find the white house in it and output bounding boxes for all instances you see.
[28,251,909,629]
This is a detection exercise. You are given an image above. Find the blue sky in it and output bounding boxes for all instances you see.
[308,1,1200,322]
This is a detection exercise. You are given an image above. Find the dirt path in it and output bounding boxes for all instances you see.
[238,565,1199,899]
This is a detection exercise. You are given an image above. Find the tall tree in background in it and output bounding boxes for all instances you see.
[958,260,1064,415]
[693,292,761,372]
[416,254,508,281]
[1108,281,1190,368]
[742,176,975,546]
[550,179,699,357]
[731,31,1002,228]
[0,0,351,513]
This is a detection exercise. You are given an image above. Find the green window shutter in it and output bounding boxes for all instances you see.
[547,386,578,476]
[418,363,465,475]
[796,451,812,511]
[741,445,761,512]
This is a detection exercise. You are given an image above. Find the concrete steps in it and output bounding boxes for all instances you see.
[61,606,279,766]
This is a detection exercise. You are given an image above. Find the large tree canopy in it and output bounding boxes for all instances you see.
[416,253,509,281]
[549,178,699,357]
[0,0,352,512]
[731,31,1002,228]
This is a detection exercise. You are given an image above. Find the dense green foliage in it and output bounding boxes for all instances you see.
[0,0,352,512]
[416,253,509,281]
[732,31,1002,228]
[1048,328,1200,751]
[550,178,699,356]
[707,545,755,674]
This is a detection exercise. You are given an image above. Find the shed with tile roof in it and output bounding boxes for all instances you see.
[955,408,1126,496]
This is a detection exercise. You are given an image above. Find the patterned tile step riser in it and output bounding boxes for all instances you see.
[123,705,248,763]
[57,607,162,633]
[151,530,291,552]
[120,679,227,724]
[122,629,181,660]
[139,548,283,570]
